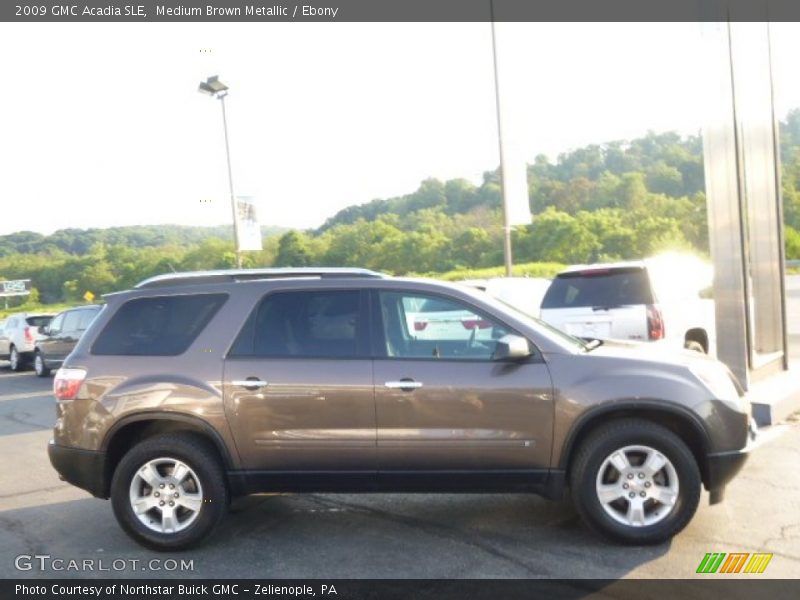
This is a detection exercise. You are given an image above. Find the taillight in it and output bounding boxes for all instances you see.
[462,319,491,330]
[54,368,87,401]
[24,327,33,343]
[647,304,665,340]
[414,321,428,331]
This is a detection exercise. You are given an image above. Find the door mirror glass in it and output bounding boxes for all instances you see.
[493,334,532,361]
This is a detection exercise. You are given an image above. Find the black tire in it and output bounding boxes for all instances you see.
[34,351,51,377]
[569,419,701,545]
[684,340,705,353]
[9,346,24,372]
[111,433,228,551]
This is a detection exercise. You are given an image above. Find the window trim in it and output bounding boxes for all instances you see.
[226,288,371,360]
[90,293,228,357]
[369,289,543,364]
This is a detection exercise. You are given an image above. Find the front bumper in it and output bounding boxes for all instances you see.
[48,440,109,499]
[705,417,758,504]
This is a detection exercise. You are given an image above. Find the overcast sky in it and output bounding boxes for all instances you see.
[1,22,798,236]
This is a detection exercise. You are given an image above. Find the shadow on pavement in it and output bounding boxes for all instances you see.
[0,492,669,579]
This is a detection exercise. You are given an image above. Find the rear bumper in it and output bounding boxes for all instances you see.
[705,417,758,504]
[48,440,108,499]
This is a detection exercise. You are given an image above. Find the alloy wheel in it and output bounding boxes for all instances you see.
[129,457,204,534]
[595,444,679,528]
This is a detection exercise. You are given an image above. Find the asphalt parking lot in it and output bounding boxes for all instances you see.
[0,278,798,579]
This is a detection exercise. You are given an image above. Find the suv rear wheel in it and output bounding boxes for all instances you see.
[9,346,23,371]
[34,351,50,377]
[569,419,701,545]
[110,433,228,551]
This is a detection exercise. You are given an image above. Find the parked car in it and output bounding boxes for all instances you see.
[462,277,551,318]
[403,295,497,344]
[540,254,715,353]
[34,305,102,377]
[0,312,55,371]
[49,267,755,550]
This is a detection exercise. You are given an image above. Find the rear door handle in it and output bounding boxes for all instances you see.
[232,379,269,391]
[385,380,423,391]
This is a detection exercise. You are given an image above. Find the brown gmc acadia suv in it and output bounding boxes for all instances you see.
[48,268,757,550]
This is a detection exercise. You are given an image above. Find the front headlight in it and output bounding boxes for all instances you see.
[689,364,742,406]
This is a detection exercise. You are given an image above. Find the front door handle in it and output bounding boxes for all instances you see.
[385,379,423,391]
[232,378,269,391]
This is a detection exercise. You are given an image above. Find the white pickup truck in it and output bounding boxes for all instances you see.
[539,255,715,354]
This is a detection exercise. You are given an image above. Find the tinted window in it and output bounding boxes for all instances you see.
[379,292,512,360]
[92,294,227,356]
[541,268,654,309]
[233,290,364,358]
[25,316,52,328]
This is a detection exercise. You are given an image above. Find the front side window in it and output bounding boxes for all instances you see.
[92,294,227,356]
[378,292,513,360]
[234,290,364,358]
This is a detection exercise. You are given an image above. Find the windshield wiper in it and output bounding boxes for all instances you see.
[592,304,623,311]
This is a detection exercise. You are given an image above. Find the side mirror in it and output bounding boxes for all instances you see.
[40,326,49,336]
[493,334,532,361]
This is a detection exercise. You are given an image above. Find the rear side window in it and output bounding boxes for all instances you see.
[541,268,654,309]
[231,290,365,358]
[92,294,227,356]
[26,316,52,328]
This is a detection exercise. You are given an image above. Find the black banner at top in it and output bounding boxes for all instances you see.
[1,0,799,23]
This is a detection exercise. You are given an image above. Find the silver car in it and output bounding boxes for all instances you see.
[0,312,55,371]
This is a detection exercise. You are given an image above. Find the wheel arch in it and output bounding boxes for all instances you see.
[101,413,235,498]
[558,402,712,487]
[684,328,709,353]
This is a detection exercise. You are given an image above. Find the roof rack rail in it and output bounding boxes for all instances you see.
[135,268,386,289]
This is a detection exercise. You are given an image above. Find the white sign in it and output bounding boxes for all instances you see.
[0,279,31,297]
[235,196,263,252]
[493,22,532,227]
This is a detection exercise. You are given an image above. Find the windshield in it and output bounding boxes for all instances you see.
[491,296,589,350]
[25,316,53,328]
[541,267,653,309]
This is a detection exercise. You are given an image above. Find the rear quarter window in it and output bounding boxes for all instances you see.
[541,268,654,309]
[91,294,227,356]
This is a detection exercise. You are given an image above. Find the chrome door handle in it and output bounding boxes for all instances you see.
[232,379,268,390]
[385,380,423,390]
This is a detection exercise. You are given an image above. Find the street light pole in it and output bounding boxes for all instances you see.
[218,93,242,269]
[490,3,513,277]
[199,75,242,269]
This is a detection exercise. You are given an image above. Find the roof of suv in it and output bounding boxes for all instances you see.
[134,268,387,289]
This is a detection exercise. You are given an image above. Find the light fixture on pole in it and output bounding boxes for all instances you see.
[198,75,242,268]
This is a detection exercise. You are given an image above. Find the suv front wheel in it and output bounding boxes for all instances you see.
[570,419,701,545]
[110,433,228,551]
